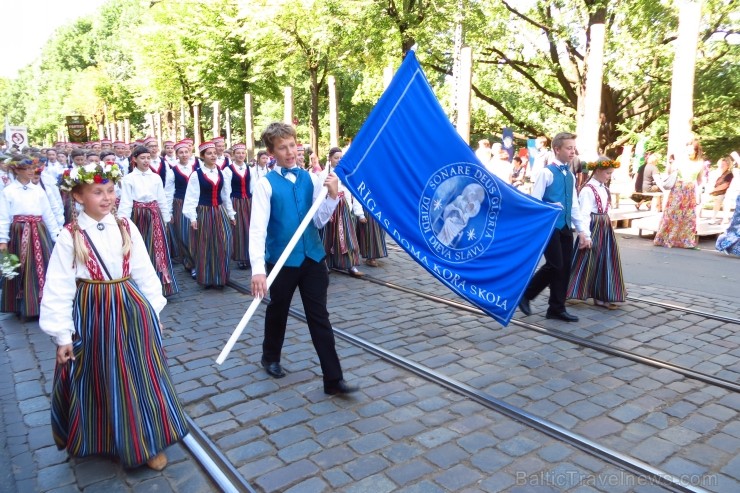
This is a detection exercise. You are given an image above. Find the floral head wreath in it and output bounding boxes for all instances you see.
[59,163,122,192]
[586,159,620,171]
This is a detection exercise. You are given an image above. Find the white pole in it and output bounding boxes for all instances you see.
[216,186,329,365]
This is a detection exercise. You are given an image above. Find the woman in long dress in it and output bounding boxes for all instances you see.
[654,139,704,248]
[567,158,626,309]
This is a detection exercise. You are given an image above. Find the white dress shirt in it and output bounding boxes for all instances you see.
[249,165,339,276]
[0,181,60,242]
[182,165,236,222]
[118,168,171,223]
[530,160,588,237]
[39,212,167,345]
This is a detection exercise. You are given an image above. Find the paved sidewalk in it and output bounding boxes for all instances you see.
[0,311,216,493]
[1,233,739,492]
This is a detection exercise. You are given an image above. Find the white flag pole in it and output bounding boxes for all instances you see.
[215,184,329,365]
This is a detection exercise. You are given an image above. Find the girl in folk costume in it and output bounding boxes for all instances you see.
[35,161,65,229]
[567,157,626,309]
[181,138,201,168]
[0,158,60,318]
[252,150,271,182]
[165,141,198,276]
[118,146,179,296]
[162,141,177,167]
[213,137,230,170]
[322,147,365,278]
[221,143,251,269]
[358,209,387,267]
[183,141,236,288]
[40,164,188,471]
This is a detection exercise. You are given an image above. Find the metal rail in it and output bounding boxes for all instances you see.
[224,279,707,493]
[357,275,740,393]
[626,296,740,326]
[183,411,257,493]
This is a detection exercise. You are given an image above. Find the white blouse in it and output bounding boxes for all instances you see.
[39,212,167,345]
[0,181,60,242]
[182,165,236,222]
[578,178,611,236]
[118,168,171,223]
[165,162,194,202]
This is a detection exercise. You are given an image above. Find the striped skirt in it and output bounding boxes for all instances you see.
[654,181,697,248]
[323,199,361,270]
[357,209,387,260]
[190,205,232,287]
[0,219,54,318]
[231,196,251,263]
[50,277,189,467]
[172,198,195,271]
[131,203,179,296]
[567,213,626,303]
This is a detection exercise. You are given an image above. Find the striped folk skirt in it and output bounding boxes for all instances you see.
[190,204,233,287]
[357,209,387,260]
[172,198,195,271]
[323,199,361,270]
[567,213,626,303]
[131,202,179,296]
[50,277,188,467]
[231,196,251,264]
[0,217,54,318]
[654,181,698,248]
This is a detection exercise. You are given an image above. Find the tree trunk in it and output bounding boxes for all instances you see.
[309,67,320,155]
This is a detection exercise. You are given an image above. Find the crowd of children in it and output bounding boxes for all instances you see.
[0,131,387,471]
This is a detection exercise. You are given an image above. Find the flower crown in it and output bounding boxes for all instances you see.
[586,159,620,171]
[59,163,122,192]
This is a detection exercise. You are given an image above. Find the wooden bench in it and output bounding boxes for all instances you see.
[615,191,663,210]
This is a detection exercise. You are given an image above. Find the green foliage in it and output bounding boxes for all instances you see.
[0,0,736,156]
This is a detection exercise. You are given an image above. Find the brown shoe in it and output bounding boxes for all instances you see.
[365,259,379,267]
[348,267,364,278]
[146,452,168,471]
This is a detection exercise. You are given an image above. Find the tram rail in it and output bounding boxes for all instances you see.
[182,416,257,493]
[225,279,711,493]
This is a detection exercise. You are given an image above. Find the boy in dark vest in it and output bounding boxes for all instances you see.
[249,122,357,395]
[518,132,591,322]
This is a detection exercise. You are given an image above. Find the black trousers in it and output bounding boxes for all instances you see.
[263,258,343,382]
[524,225,574,314]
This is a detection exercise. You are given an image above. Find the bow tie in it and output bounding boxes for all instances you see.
[281,167,299,177]
[557,164,569,172]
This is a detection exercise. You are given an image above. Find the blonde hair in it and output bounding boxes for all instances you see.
[70,186,132,268]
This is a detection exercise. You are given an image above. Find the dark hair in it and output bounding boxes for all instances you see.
[100,150,115,160]
[512,156,522,164]
[70,149,86,159]
[257,150,268,159]
[131,145,150,158]
[328,147,342,159]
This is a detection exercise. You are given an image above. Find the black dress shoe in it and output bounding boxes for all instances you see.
[546,310,579,322]
[323,379,358,395]
[518,298,532,316]
[261,358,286,378]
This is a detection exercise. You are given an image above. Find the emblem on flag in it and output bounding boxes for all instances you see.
[336,50,560,325]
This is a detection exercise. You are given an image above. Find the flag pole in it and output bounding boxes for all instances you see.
[215,184,329,365]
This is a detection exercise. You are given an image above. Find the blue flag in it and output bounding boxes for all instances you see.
[335,51,560,325]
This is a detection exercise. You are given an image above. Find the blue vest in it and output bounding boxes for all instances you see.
[173,166,191,200]
[151,158,168,186]
[228,163,251,199]
[264,170,325,267]
[196,167,223,207]
[542,164,573,230]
